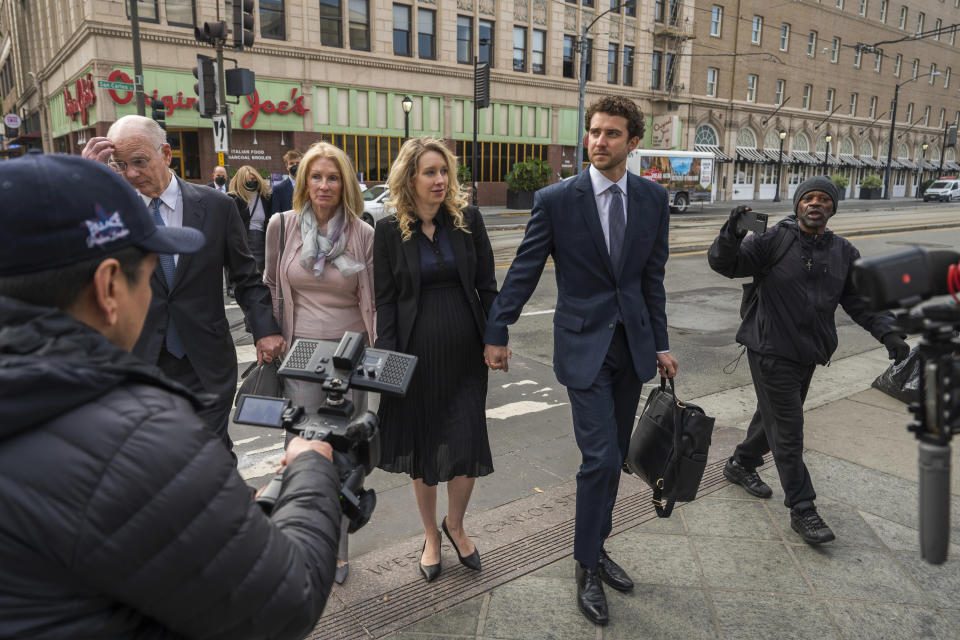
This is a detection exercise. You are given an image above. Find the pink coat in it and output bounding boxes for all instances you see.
[263,210,376,345]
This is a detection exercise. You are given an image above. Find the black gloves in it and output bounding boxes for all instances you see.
[728,205,751,239]
[881,333,910,364]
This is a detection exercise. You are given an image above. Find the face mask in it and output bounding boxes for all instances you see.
[289,164,299,178]
[214,176,226,186]
[245,179,259,190]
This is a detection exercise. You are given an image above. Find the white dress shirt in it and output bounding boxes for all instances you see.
[140,172,183,265]
[588,164,628,256]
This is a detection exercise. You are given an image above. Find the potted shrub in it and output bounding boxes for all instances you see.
[829,173,850,200]
[505,158,551,209]
[858,174,884,199]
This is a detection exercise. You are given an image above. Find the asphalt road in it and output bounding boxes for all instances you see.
[224,206,960,556]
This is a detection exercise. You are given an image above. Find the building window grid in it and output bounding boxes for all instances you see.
[513,26,527,72]
[854,48,862,68]
[563,34,575,78]
[802,84,812,109]
[945,67,952,89]
[751,16,763,45]
[456,15,472,64]
[775,78,785,105]
[939,108,946,128]
[826,87,835,111]
[532,30,545,75]
[165,0,195,28]
[479,20,494,67]
[710,5,722,37]
[906,102,914,122]
[831,37,841,63]
[899,5,907,30]
[780,23,790,51]
[808,31,817,57]
[394,4,412,56]
[654,0,664,22]
[126,0,159,23]
[917,12,924,34]
[894,54,902,76]
[879,0,887,22]
[935,18,942,39]
[418,8,436,60]
[929,63,937,84]
[259,0,284,39]
[912,58,919,80]
[606,43,618,84]
[622,45,634,86]
[924,105,930,126]
[319,0,342,47]
[869,95,878,118]
[859,0,867,16]
[348,0,370,51]
[746,75,757,102]
[874,51,882,72]
[707,67,718,97]
[651,50,663,90]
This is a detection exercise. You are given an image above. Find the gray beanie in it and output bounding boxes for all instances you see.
[792,176,840,214]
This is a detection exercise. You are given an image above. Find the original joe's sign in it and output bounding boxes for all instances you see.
[64,73,96,126]
[104,69,308,129]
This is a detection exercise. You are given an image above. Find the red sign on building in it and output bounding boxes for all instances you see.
[64,73,96,126]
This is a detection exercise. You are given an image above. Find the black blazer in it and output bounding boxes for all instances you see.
[271,178,294,214]
[134,177,280,401]
[373,206,497,352]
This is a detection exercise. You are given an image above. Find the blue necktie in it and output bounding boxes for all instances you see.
[607,184,625,272]
[150,198,187,359]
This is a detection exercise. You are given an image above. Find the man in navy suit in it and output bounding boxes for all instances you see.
[270,149,301,215]
[484,96,678,626]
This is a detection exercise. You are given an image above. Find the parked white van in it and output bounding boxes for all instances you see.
[922,179,960,202]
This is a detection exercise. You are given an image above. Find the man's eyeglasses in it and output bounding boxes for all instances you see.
[109,144,163,173]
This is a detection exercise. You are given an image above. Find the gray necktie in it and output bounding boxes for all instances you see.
[150,198,187,359]
[607,184,625,271]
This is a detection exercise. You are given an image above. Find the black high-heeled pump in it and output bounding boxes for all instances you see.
[419,532,441,582]
[442,517,481,571]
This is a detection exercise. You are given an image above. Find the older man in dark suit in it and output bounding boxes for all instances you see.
[82,116,284,454]
[484,97,678,626]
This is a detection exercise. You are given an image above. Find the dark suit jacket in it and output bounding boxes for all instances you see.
[373,206,498,352]
[271,178,294,215]
[484,170,670,389]
[134,177,280,400]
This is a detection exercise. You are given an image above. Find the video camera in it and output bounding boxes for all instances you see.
[234,332,417,533]
[853,248,960,565]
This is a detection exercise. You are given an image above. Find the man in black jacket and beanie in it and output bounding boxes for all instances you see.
[0,154,342,639]
[708,176,909,544]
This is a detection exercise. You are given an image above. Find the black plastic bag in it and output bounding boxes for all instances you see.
[871,346,921,404]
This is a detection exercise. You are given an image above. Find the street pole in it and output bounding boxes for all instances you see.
[938,126,947,178]
[821,136,830,176]
[473,56,479,207]
[216,39,230,173]
[575,1,633,175]
[773,132,784,202]
[130,0,145,116]
[916,146,926,196]
[883,83,900,199]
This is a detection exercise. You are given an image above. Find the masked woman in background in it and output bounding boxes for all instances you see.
[230,165,273,274]
[264,142,376,584]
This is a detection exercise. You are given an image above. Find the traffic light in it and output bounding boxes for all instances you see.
[151,99,166,130]
[233,0,255,50]
[192,54,219,118]
[194,20,227,45]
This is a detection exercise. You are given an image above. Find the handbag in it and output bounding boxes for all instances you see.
[626,377,715,517]
[234,213,286,406]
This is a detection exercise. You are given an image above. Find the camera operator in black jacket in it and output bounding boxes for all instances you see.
[0,155,342,639]
[708,176,908,545]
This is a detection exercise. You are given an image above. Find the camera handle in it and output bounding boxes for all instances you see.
[256,472,285,514]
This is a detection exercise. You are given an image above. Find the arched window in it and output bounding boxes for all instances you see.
[947,148,956,163]
[930,148,941,161]
[736,127,757,148]
[898,143,910,159]
[839,138,854,155]
[859,139,874,157]
[816,135,829,152]
[763,130,781,149]
[879,142,889,158]
[694,124,718,146]
[793,132,810,151]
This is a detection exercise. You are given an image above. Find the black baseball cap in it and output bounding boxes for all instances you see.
[0,154,205,276]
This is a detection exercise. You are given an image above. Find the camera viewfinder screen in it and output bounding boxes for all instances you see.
[235,396,287,428]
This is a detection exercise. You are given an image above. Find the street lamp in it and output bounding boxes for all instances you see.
[575,0,635,174]
[821,132,832,176]
[401,95,413,144]
[884,72,939,199]
[773,129,787,202]
[917,141,929,196]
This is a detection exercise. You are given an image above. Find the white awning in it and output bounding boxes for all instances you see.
[764,148,792,163]
[736,147,768,163]
[791,151,818,165]
[839,154,864,167]
[897,158,917,170]
[693,144,733,162]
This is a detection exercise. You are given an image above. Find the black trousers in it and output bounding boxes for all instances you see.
[247,228,266,275]
[566,325,643,567]
[733,350,817,512]
[157,348,235,458]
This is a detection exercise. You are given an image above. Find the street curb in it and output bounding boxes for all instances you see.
[669,221,960,254]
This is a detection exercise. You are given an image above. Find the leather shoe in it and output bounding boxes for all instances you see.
[442,516,481,571]
[791,507,836,545]
[723,459,773,498]
[575,562,609,626]
[598,549,633,592]
[419,533,441,582]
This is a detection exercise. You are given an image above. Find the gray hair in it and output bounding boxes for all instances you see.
[107,115,167,148]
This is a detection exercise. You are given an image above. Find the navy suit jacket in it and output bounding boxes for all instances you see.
[484,170,670,390]
[134,177,279,401]
[271,178,294,215]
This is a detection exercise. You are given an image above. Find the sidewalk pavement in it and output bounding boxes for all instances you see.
[313,345,960,640]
